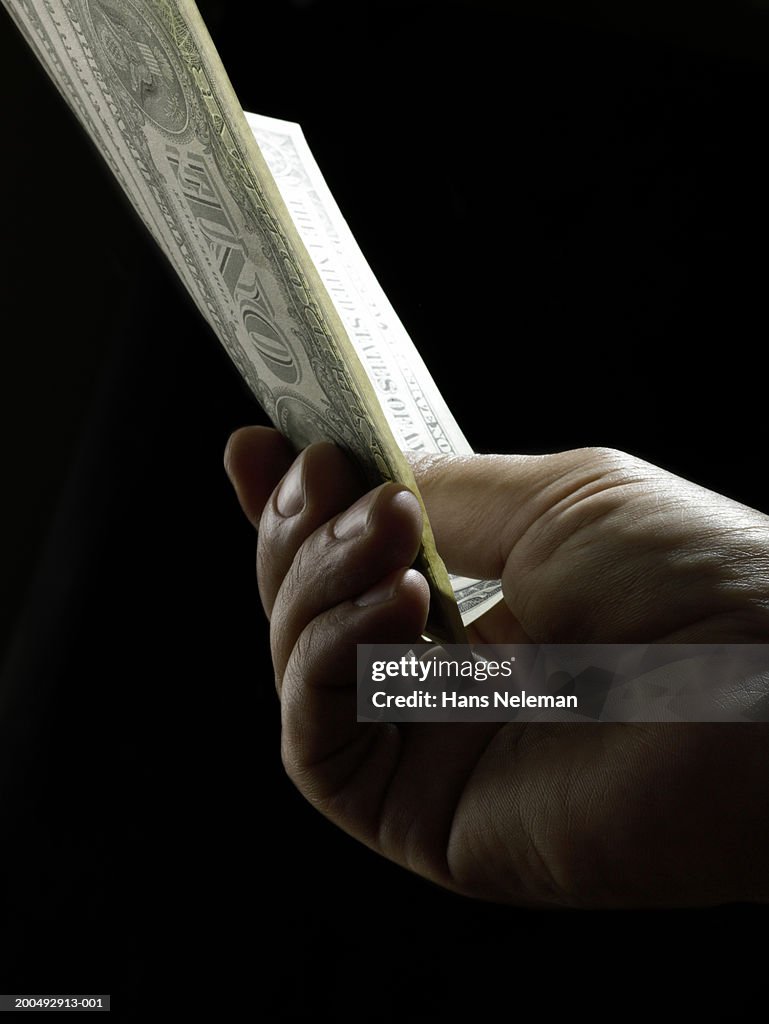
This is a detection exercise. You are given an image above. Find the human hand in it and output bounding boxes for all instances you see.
[224,428,769,907]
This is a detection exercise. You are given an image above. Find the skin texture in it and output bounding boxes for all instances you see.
[224,427,769,908]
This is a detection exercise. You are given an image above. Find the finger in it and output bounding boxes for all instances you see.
[280,567,429,804]
[224,426,296,526]
[279,569,502,893]
[256,442,367,619]
[270,483,424,685]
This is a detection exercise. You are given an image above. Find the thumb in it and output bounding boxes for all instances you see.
[408,447,769,643]
[407,446,648,582]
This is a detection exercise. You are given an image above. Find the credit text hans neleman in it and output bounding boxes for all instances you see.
[370,691,578,709]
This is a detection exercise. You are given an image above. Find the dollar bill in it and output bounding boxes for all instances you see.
[244,112,503,624]
[3,0,502,636]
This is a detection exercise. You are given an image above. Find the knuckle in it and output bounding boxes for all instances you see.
[256,508,285,583]
[274,537,318,618]
[280,728,301,784]
[576,446,643,479]
[291,622,318,677]
[291,533,334,601]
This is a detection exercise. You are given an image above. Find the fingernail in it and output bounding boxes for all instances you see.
[354,572,401,607]
[276,455,306,517]
[333,490,377,540]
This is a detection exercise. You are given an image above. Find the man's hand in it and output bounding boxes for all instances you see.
[225,427,769,908]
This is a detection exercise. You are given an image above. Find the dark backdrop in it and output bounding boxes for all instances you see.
[1,0,768,1015]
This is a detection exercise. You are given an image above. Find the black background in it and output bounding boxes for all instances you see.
[1,0,768,1015]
